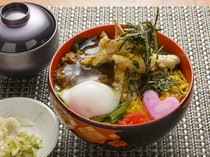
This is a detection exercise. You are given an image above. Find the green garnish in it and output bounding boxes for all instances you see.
[120,8,161,73]
[91,100,130,124]
[0,132,43,157]
[148,70,177,92]
[118,8,178,95]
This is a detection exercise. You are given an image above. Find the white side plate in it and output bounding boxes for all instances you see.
[0,97,59,157]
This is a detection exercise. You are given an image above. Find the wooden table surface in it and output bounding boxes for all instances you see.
[0,0,210,7]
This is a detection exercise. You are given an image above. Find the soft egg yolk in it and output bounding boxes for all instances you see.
[61,80,120,118]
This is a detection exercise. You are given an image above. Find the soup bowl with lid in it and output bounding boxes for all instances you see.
[0,2,59,78]
[48,24,193,150]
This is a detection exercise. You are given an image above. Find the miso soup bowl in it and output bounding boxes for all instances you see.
[48,24,194,151]
[0,2,59,78]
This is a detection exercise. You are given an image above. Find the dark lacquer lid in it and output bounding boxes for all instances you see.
[0,2,55,53]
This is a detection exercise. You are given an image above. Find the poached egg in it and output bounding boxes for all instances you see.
[61,80,120,118]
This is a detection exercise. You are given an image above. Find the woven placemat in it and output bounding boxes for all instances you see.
[0,6,209,156]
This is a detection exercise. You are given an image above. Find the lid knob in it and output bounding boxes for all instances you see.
[0,2,30,27]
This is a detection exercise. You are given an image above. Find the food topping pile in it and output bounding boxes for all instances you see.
[54,10,189,125]
[0,117,43,157]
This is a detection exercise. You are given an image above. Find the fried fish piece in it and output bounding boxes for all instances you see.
[81,32,146,100]
[114,20,125,38]
[81,36,134,66]
[112,54,145,100]
[150,54,180,71]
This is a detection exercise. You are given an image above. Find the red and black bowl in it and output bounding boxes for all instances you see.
[48,24,193,151]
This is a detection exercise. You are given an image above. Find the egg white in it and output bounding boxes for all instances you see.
[61,80,121,118]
